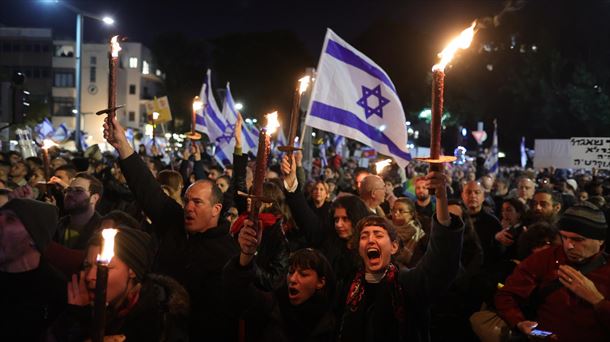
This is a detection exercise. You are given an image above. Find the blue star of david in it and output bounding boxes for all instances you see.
[356,84,390,119]
[216,123,235,144]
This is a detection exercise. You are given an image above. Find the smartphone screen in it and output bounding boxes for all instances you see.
[530,329,553,337]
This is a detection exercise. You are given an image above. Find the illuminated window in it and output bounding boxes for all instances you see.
[155,69,162,77]
[142,60,149,75]
[129,57,138,69]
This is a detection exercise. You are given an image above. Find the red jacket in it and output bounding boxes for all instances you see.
[495,245,610,341]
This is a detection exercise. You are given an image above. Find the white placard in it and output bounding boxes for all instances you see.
[569,137,610,170]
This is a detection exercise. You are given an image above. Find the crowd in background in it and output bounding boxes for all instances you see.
[1,117,609,342]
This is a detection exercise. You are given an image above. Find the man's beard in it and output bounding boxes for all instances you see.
[416,194,429,202]
[64,197,91,215]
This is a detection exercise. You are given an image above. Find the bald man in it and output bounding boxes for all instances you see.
[359,175,386,216]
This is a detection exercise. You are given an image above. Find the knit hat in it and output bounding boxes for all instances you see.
[558,202,607,240]
[90,227,153,281]
[2,198,57,252]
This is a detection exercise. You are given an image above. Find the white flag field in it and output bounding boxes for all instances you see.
[305,28,410,168]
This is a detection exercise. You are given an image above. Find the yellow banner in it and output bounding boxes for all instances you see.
[145,96,172,123]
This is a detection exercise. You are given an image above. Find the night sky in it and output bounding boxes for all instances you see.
[1,0,499,55]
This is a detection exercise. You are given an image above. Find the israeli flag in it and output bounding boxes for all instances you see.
[520,136,527,168]
[52,123,69,143]
[305,29,410,168]
[333,135,346,156]
[35,118,54,140]
[201,69,234,165]
[319,138,328,167]
[222,83,258,154]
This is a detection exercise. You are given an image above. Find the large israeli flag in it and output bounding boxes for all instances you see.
[222,83,258,155]
[201,69,233,165]
[305,29,410,168]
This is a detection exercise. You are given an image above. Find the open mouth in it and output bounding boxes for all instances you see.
[366,248,381,260]
[288,287,299,296]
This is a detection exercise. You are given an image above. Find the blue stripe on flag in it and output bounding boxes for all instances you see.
[215,146,231,165]
[325,39,397,94]
[196,115,205,125]
[206,105,227,131]
[243,127,256,148]
[310,101,411,161]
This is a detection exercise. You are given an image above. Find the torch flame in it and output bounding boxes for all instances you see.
[298,76,311,95]
[433,21,477,72]
[375,159,392,174]
[265,111,280,135]
[110,35,122,58]
[192,96,203,111]
[42,139,56,150]
[97,228,118,264]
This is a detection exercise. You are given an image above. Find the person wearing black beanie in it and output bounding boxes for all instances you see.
[0,199,66,341]
[495,202,610,341]
[53,227,190,341]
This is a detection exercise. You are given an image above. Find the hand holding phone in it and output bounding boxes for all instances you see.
[530,329,553,339]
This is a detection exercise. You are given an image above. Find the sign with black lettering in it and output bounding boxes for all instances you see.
[569,137,610,170]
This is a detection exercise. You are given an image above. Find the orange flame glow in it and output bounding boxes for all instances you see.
[375,159,393,174]
[265,111,280,135]
[298,76,311,95]
[110,35,122,58]
[433,21,477,72]
[42,139,57,150]
[97,228,118,264]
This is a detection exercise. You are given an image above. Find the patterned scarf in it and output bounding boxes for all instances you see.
[345,263,406,321]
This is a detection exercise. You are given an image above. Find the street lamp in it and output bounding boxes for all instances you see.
[44,1,114,151]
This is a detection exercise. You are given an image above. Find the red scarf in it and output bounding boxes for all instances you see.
[345,263,406,321]
[230,212,280,235]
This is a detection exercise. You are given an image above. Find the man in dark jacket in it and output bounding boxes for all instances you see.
[54,172,103,250]
[103,115,239,341]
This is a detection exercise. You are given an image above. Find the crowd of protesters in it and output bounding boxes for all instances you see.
[1,115,609,342]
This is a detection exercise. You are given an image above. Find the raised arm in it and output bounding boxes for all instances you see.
[400,165,464,305]
[281,154,327,247]
[103,115,182,229]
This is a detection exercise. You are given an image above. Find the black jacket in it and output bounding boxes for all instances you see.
[119,152,239,341]
[337,215,464,342]
[285,187,360,289]
[53,274,190,341]
[54,211,102,250]
[0,260,66,341]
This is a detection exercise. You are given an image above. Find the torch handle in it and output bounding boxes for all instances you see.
[429,70,445,196]
[250,129,270,232]
[92,263,108,342]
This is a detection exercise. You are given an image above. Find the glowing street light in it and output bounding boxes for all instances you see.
[43,0,115,152]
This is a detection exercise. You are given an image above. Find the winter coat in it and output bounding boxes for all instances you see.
[118,152,239,341]
[0,260,67,341]
[495,246,610,341]
[53,274,190,341]
[223,257,336,342]
[337,215,464,342]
